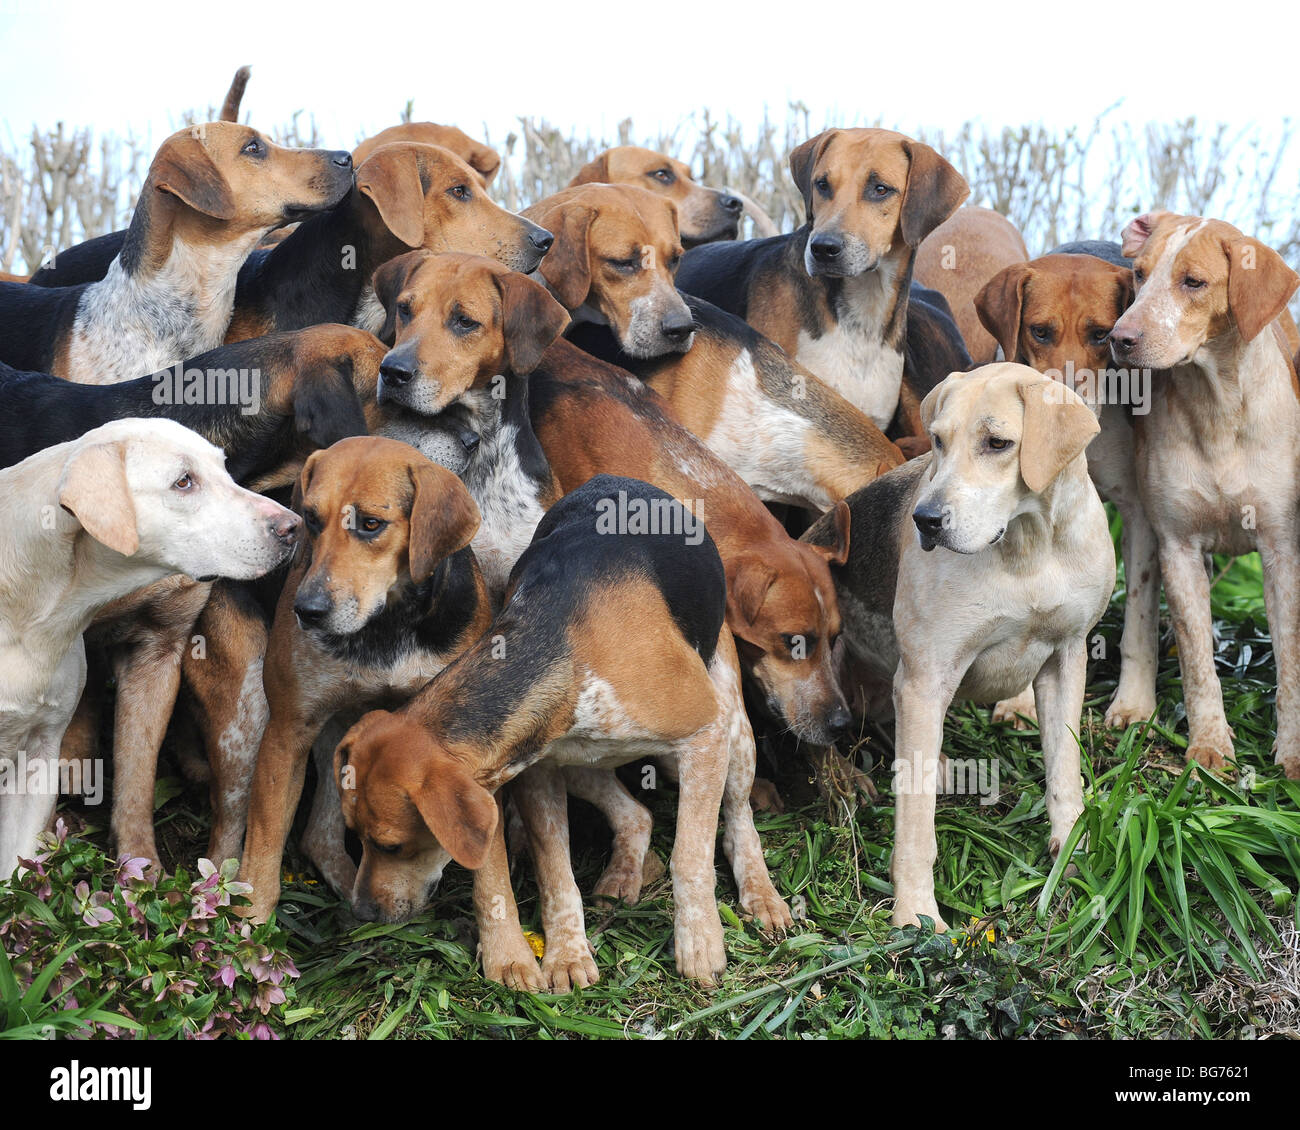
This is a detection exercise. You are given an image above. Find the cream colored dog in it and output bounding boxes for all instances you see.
[1110,211,1300,779]
[0,418,301,872]
[805,363,1114,928]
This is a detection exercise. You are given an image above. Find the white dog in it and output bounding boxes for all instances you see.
[0,418,301,872]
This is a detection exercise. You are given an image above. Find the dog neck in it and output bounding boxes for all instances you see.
[1180,324,1289,417]
[996,458,1095,570]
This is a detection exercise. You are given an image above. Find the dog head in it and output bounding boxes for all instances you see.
[913,363,1099,553]
[1110,211,1300,369]
[289,436,480,635]
[143,122,353,254]
[788,127,968,278]
[729,504,853,744]
[570,146,742,247]
[356,143,552,270]
[334,709,497,923]
[353,123,501,187]
[56,418,300,580]
[524,183,695,358]
[976,254,1135,405]
[371,251,569,413]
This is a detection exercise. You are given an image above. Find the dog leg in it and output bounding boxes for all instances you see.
[562,766,653,904]
[1032,641,1087,857]
[991,685,1037,729]
[1106,496,1160,728]
[1160,541,1234,772]
[513,762,599,992]
[890,662,954,930]
[0,724,65,877]
[301,718,358,898]
[474,796,544,992]
[1258,522,1300,779]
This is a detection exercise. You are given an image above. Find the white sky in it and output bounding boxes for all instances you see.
[2,0,1295,150]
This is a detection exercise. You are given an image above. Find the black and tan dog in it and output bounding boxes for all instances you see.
[238,436,491,923]
[675,127,971,447]
[2,123,353,381]
[333,474,752,988]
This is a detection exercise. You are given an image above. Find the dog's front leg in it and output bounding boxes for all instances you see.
[890,659,954,930]
[1107,495,1160,728]
[1258,521,1300,779]
[1032,641,1087,858]
[473,795,545,992]
[513,762,599,992]
[1159,540,1234,772]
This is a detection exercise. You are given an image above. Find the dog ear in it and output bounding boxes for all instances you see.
[569,151,611,187]
[407,462,481,583]
[919,373,964,432]
[358,145,426,248]
[805,500,851,567]
[58,441,139,557]
[1222,236,1300,344]
[1017,377,1100,494]
[372,250,429,345]
[789,130,838,218]
[725,556,778,640]
[466,141,501,188]
[291,447,324,516]
[410,748,498,870]
[534,201,596,311]
[899,140,969,248]
[494,270,570,375]
[292,357,368,447]
[1119,210,1171,259]
[1110,261,1137,320]
[975,263,1032,362]
[152,131,237,221]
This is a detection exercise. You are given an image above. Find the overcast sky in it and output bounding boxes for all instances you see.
[3,0,1295,151]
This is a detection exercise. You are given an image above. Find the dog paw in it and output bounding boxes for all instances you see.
[541,937,599,993]
[749,777,786,814]
[1104,696,1156,729]
[674,917,726,985]
[991,689,1037,729]
[739,882,793,934]
[592,856,644,905]
[812,747,877,807]
[891,895,949,933]
[1274,751,1300,780]
[1186,740,1233,774]
[479,929,545,992]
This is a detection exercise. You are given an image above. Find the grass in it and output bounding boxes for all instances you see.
[13,540,1300,1040]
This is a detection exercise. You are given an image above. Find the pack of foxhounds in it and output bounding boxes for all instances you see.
[1,67,1297,991]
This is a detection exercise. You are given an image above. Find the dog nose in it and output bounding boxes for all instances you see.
[719,193,743,216]
[1110,328,1140,358]
[528,226,554,253]
[810,233,843,263]
[660,310,695,343]
[826,702,853,739]
[270,511,301,545]
[913,502,946,538]
[455,424,481,453]
[293,586,331,627]
[379,355,414,387]
[330,150,353,169]
[352,896,379,922]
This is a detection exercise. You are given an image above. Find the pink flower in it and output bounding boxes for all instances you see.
[212,962,238,990]
[115,856,151,885]
[73,881,114,927]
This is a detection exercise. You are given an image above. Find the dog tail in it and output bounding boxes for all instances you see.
[220,65,252,122]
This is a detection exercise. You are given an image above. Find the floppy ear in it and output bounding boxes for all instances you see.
[1120,210,1171,259]
[372,250,429,344]
[535,202,595,310]
[1222,236,1300,344]
[152,132,237,221]
[409,748,498,870]
[569,151,611,187]
[292,358,368,447]
[494,270,570,374]
[407,462,481,583]
[58,441,139,557]
[1017,377,1100,494]
[899,140,969,248]
[919,373,964,432]
[806,500,850,567]
[467,142,501,188]
[725,556,778,639]
[1110,261,1137,320]
[789,130,838,217]
[358,146,427,248]
[290,447,324,516]
[975,263,1032,362]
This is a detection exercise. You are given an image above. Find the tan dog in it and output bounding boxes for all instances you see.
[0,418,300,873]
[569,146,746,246]
[353,124,501,188]
[975,252,1155,729]
[1111,211,1300,779]
[239,437,490,923]
[0,123,354,382]
[523,183,694,358]
[806,364,1112,928]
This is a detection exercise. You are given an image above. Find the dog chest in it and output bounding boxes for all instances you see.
[794,322,904,431]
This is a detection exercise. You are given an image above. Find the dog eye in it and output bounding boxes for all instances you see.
[372,840,402,855]
[357,516,387,535]
[1133,268,1146,283]
[987,436,1013,451]
[172,473,196,491]
[452,313,480,333]
[1090,327,1112,345]
[447,184,472,202]
[1183,276,1205,290]
[608,257,639,274]
[869,182,894,199]
[303,510,323,535]
[651,168,674,184]
[240,138,264,157]
[1029,325,1052,343]
[814,175,831,197]
[396,300,413,321]
[931,434,944,451]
